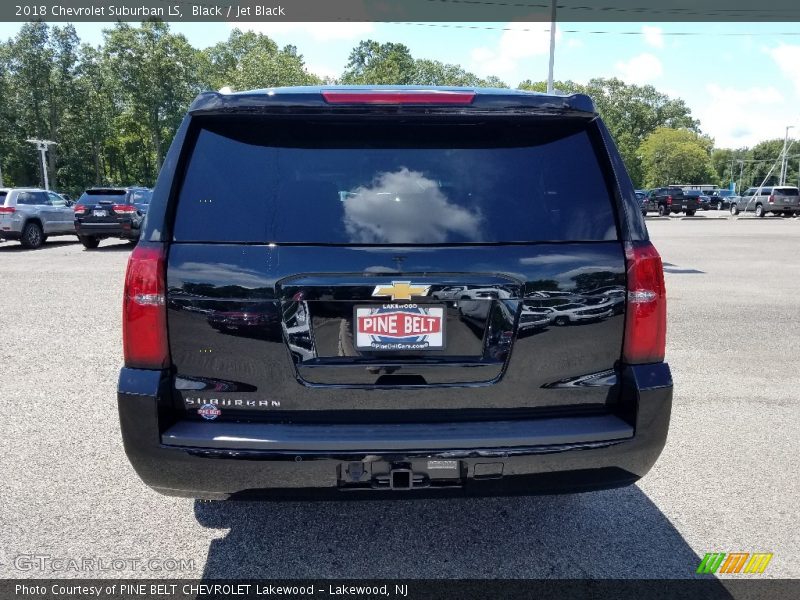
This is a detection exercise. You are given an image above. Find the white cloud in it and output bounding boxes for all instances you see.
[305,63,340,81]
[232,22,374,42]
[470,22,561,77]
[642,26,664,49]
[614,53,663,84]
[769,44,800,96]
[566,38,583,49]
[694,83,796,148]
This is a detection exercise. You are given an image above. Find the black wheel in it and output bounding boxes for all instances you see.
[755,204,764,218]
[554,316,569,326]
[20,222,44,249]
[730,204,739,216]
[79,235,100,249]
[685,210,695,216]
[782,212,792,218]
[658,204,668,217]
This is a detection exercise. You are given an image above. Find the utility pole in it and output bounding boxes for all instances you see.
[25,139,56,190]
[546,0,557,94]
[779,125,794,185]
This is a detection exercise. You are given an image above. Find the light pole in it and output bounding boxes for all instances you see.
[546,0,557,94]
[25,139,56,190]
[779,125,794,185]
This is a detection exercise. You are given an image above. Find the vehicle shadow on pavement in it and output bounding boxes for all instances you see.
[195,486,726,581]
[0,240,77,252]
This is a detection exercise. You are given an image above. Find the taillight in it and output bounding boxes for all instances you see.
[73,205,86,214]
[623,241,666,364]
[0,206,15,214]
[322,90,476,105]
[113,204,136,213]
[123,245,169,369]
[768,195,775,203]
[666,195,672,205]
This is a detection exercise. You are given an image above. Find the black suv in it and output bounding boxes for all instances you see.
[74,187,151,248]
[646,187,699,216]
[118,87,672,499]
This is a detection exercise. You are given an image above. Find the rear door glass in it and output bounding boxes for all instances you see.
[173,118,618,244]
[78,190,126,204]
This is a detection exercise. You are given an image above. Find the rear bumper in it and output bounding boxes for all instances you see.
[75,221,140,239]
[118,363,672,499]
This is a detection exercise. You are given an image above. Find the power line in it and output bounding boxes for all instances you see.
[387,22,800,36]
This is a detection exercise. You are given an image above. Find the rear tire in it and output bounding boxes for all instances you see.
[79,236,100,249]
[658,205,668,217]
[755,203,764,218]
[20,222,44,249]
[730,204,739,216]
[554,316,569,326]
[685,210,696,216]
[782,212,792,218]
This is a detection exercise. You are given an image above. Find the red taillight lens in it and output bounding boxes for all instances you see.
[0,206,15,214]
[73,205,86,214]
[113,204,136,213]
[768,194,775,203]
[123,245,169,369]
[666,195,672,204]
[623,241,666,364]
[322,90,476,105]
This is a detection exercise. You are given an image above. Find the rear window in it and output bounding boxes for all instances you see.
[173,118,618,244]
[774,188,799,196]
[78,190,127,204]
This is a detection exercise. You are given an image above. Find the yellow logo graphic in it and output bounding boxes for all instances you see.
[372,281,431,302]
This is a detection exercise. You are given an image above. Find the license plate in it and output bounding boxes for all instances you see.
[93,210,107,217]
[354,304,445,351]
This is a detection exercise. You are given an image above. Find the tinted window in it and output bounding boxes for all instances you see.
[174,118,618,243]
[78,190,126,205]
[48,192,67,206]
[131,190,151,204]
[775,188,799,196]
[17,191,48,205]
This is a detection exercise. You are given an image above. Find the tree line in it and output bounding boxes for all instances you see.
[0,20,795,196]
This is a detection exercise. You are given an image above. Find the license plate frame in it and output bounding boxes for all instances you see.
[354,304,446,352]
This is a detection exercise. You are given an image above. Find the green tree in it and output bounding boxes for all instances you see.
[341,40,416,85]
[103,21,200,177]
[199,29,320,91]
[639,128,715,187]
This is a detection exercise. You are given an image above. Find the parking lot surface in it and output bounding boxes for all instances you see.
[1,215,798,579]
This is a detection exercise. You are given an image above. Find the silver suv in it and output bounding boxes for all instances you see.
[0,188,77,249]
[730,186,800,217]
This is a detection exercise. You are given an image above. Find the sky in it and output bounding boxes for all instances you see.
[1,20,799,148]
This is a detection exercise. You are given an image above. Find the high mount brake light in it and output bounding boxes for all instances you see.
[321,91,476,105]
[623,241,667,364]
[123,245,170,369]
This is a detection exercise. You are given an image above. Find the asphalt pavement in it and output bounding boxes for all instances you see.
[0,214,798,579]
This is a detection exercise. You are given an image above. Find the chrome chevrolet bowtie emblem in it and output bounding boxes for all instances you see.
[371,281,431,302]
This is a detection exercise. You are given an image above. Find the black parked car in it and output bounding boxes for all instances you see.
[684,190,711,211]
[647,187,699,216]
[73,187,152,249]
[118,86,672,499]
